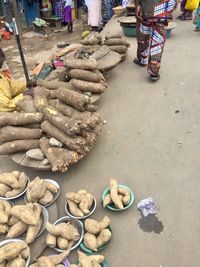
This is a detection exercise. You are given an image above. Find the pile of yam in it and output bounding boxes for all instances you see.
[0,171,27,198]
[29,250,70,267]
[83,216,112,252]
[80,32,102,46]
[104,34,130,60]
[0,81,104,172]
[103,179,131,209]
[66,58,107,95]
[0,240,30,267]
[3,203,43,244]
[46,220,80,250]
[71,251,105,267]
[26,177,58,206]
[66,190,94,217]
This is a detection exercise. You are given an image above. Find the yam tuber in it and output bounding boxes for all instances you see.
[105,34,122,40]
[39,190,54,206]
[70,79,106,93]
[46,233,57,248]
[78,251,93,267]
[37,80,71,90]
[84,233,98,251]
[33,87,49,112]
[45,181,58,193]
[5,172,27,198]
[104,38,130,47]
[57,236,69,250]
[67,199,84,217]
[69,69,101,83]
[108,45,127,54]
[0,139,39,155]
[0,126,42,145]
[0,112,43,127]
[16,95,37,113]
[0,210,8,224]
[103,194,112,207]
[38,256,54,267]
[6,221,28,238]
[0,200,12,216]
[8,216,19,226]
[49,250,71,265]
[110,179,124,209]
[0,172,21,188]
[65,58,98,70]
[0,183,11,197]
[11,204,39,225]
[6,255,25,267]
[118,187,131,205]
[0,242,27,263]
[20,246,30,259]
[26,203,42,244]
[85,216,110,235]
[27,177,46,203]
[89,255,104,264]
[0,224,8,234]
[97,229,112,248]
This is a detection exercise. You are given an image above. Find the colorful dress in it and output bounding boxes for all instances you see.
[64,0,72,23]
[194,4,200,30]
[136,0,177,76]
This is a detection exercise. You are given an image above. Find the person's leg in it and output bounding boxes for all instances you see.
[148,22,167,80]
[134,19,151,66]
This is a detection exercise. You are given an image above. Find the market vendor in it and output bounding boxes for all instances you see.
[0,48,36,112]
[134,0,177,81]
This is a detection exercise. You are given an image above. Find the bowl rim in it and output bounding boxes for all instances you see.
[51,216,84,252]
[65,197,97,220]
[102,184,134,211]
[24,178,60,207]
[0,174,30,201]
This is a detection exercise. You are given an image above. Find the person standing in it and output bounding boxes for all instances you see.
[134,0,177,81]
[63,0,73,32]
[177,0,193,20]
[86,0,102,31]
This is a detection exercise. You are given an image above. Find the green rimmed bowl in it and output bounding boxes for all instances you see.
[102,184,134,211]
[80,226,112,253]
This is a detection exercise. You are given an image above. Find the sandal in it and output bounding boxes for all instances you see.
[133,58,147,67]
[150,74,160,81]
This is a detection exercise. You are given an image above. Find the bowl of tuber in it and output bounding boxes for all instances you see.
[24,178,60,207]
[0,239,30,267]
[73,251,109,267]
[48,216,84,253]
[65,190,97,220]
[0,171,30,201]
[102,180,134,211]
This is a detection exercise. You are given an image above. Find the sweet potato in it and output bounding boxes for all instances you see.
[108,45,127,54]
[97,229,112,248]
[39,190,54,206]
[78,251,93,267]
[0,183,12,197]
[118,187,131,205]
[50,250,71,265]
[26,204,42,244]
[65,59,98,70]
[45,181,58,193]
[0,126,42,145]
[0,112,43,127]
[11,204,38,225]
[103,194,111,207]
[69,69,101,83]
[38,256,54,267]
[70,79,106,93]
[7,220,28,238]
[110,179,123,209]
[67,199,84,217]
[57,236,69,250]
[27,177,46,203]
[0,139,39,155]
[0,172,21,188]
[6,255,25,267]
[0,224,8,234]
[5,173,27,198]
[0,242,27,263]
[46,221,80,241]
[85,216,110,235]
[84,233,98,251]
[46,233,57,248]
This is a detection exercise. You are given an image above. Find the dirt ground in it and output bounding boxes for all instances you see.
[1,21,83,79]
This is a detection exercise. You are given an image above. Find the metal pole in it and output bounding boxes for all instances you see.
[11,3,30,83]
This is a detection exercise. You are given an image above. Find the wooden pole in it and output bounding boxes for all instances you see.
[11,0,22,37]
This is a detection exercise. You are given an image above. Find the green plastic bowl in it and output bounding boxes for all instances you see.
[80,226,112,253]
[102,184,134,211]
[121,25,136,37]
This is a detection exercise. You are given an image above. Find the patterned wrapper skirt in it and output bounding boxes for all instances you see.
[64,6,72,23]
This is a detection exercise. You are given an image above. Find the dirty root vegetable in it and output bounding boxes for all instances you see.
[104,38,130,47]
[65,59,98,71]
[49,250,71,265]
[46,233,57,248]
[0,210,8,224]
[0,224,8,234]
[26,204,42,244]
[70,79,106,93]
[16,95,37,113]
[0,184,11,197]
[105,33,122,40]
[85,216,111,235]
[103,194,111,207]
[45,181,58,193]
[6,221,28,238]
[20,247,30,259]
[84,233,98,251]
[57,236,69,250]
[69,69,101,83]
[118,187,131,205]
[89,255,105,264]
[39,190,54,206]
[8,216,19,226]
[0,112,43,127]
[5,172,27,198]
[37,80,71,90]
[0,126,42,145]
[110,179,123,209]
[0,139,39,155]
[46,221,80,241]
[67,199,84,217]
[78,251,93,267]
[0,241,27,263]
[108,45,127,54]
[97,229,112,248]
[38,256,54,267]
[0,172,21,188]
[6,255,25,267]
[11,204,38,225]
[34,87,49,113]
[27,177,46,203]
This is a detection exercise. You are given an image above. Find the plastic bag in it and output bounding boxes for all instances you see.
[185,0,199,11]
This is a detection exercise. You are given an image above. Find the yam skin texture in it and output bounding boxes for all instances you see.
[20,247,30,259]
[39,190,54,206]
[39,137,79,172]
[97,229,112,248]
[26,203,42,244]
[45,181,58,193]
[67,199,84,217]
[0,126,42,145]
[0,261,6,267]
[27,177,46,203]
[16,95,37,113]
[0,112,43,127]
[6,255,25,267]
[46,221,80,241]
[0,172,21,188]
[34,87,49,113]
[84,233,98,251]
[37,80,71,90]
[105,33,122,40]
[41,121,86,154]
[46,233,57,248]
[8,216,19,226]
[65,58,98,70]
[37,256,54,267]
[79,193,93,214]
[89,255,105,264]
[0,183,12,197]
[80,38,99,45]
[6,221,28,238]
[78,251,93,267]
[104,38,130,47]
[49,88,90,112]
[70,79,106,93]
[29,263,39,267]
[118,187,131,206]
[0,200,12,216]
[69,69,101,83]
[103,194,112,208]
[49,250,71,265]
[0,241,27,263]
[84,216,110,235]
[0,224,8,234]
[110,179,123,209]
[108,45,127,54]
[43,106,81,137]
[5,172,27,198]
[0,139,39,155]
[57,236,69,250]
[0,210,8,224]
[11,204,39,225]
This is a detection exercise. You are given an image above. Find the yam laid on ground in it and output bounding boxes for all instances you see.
[16,95,37,113]
[70,79,106,94]
[37,80,72,90]
[104,38,130,47]
[65,59,98,71]
[69,69,102,83]
[0,112,43,127]
[0,139,39,155]
[108,45,128,54]
[105,33,122,40]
